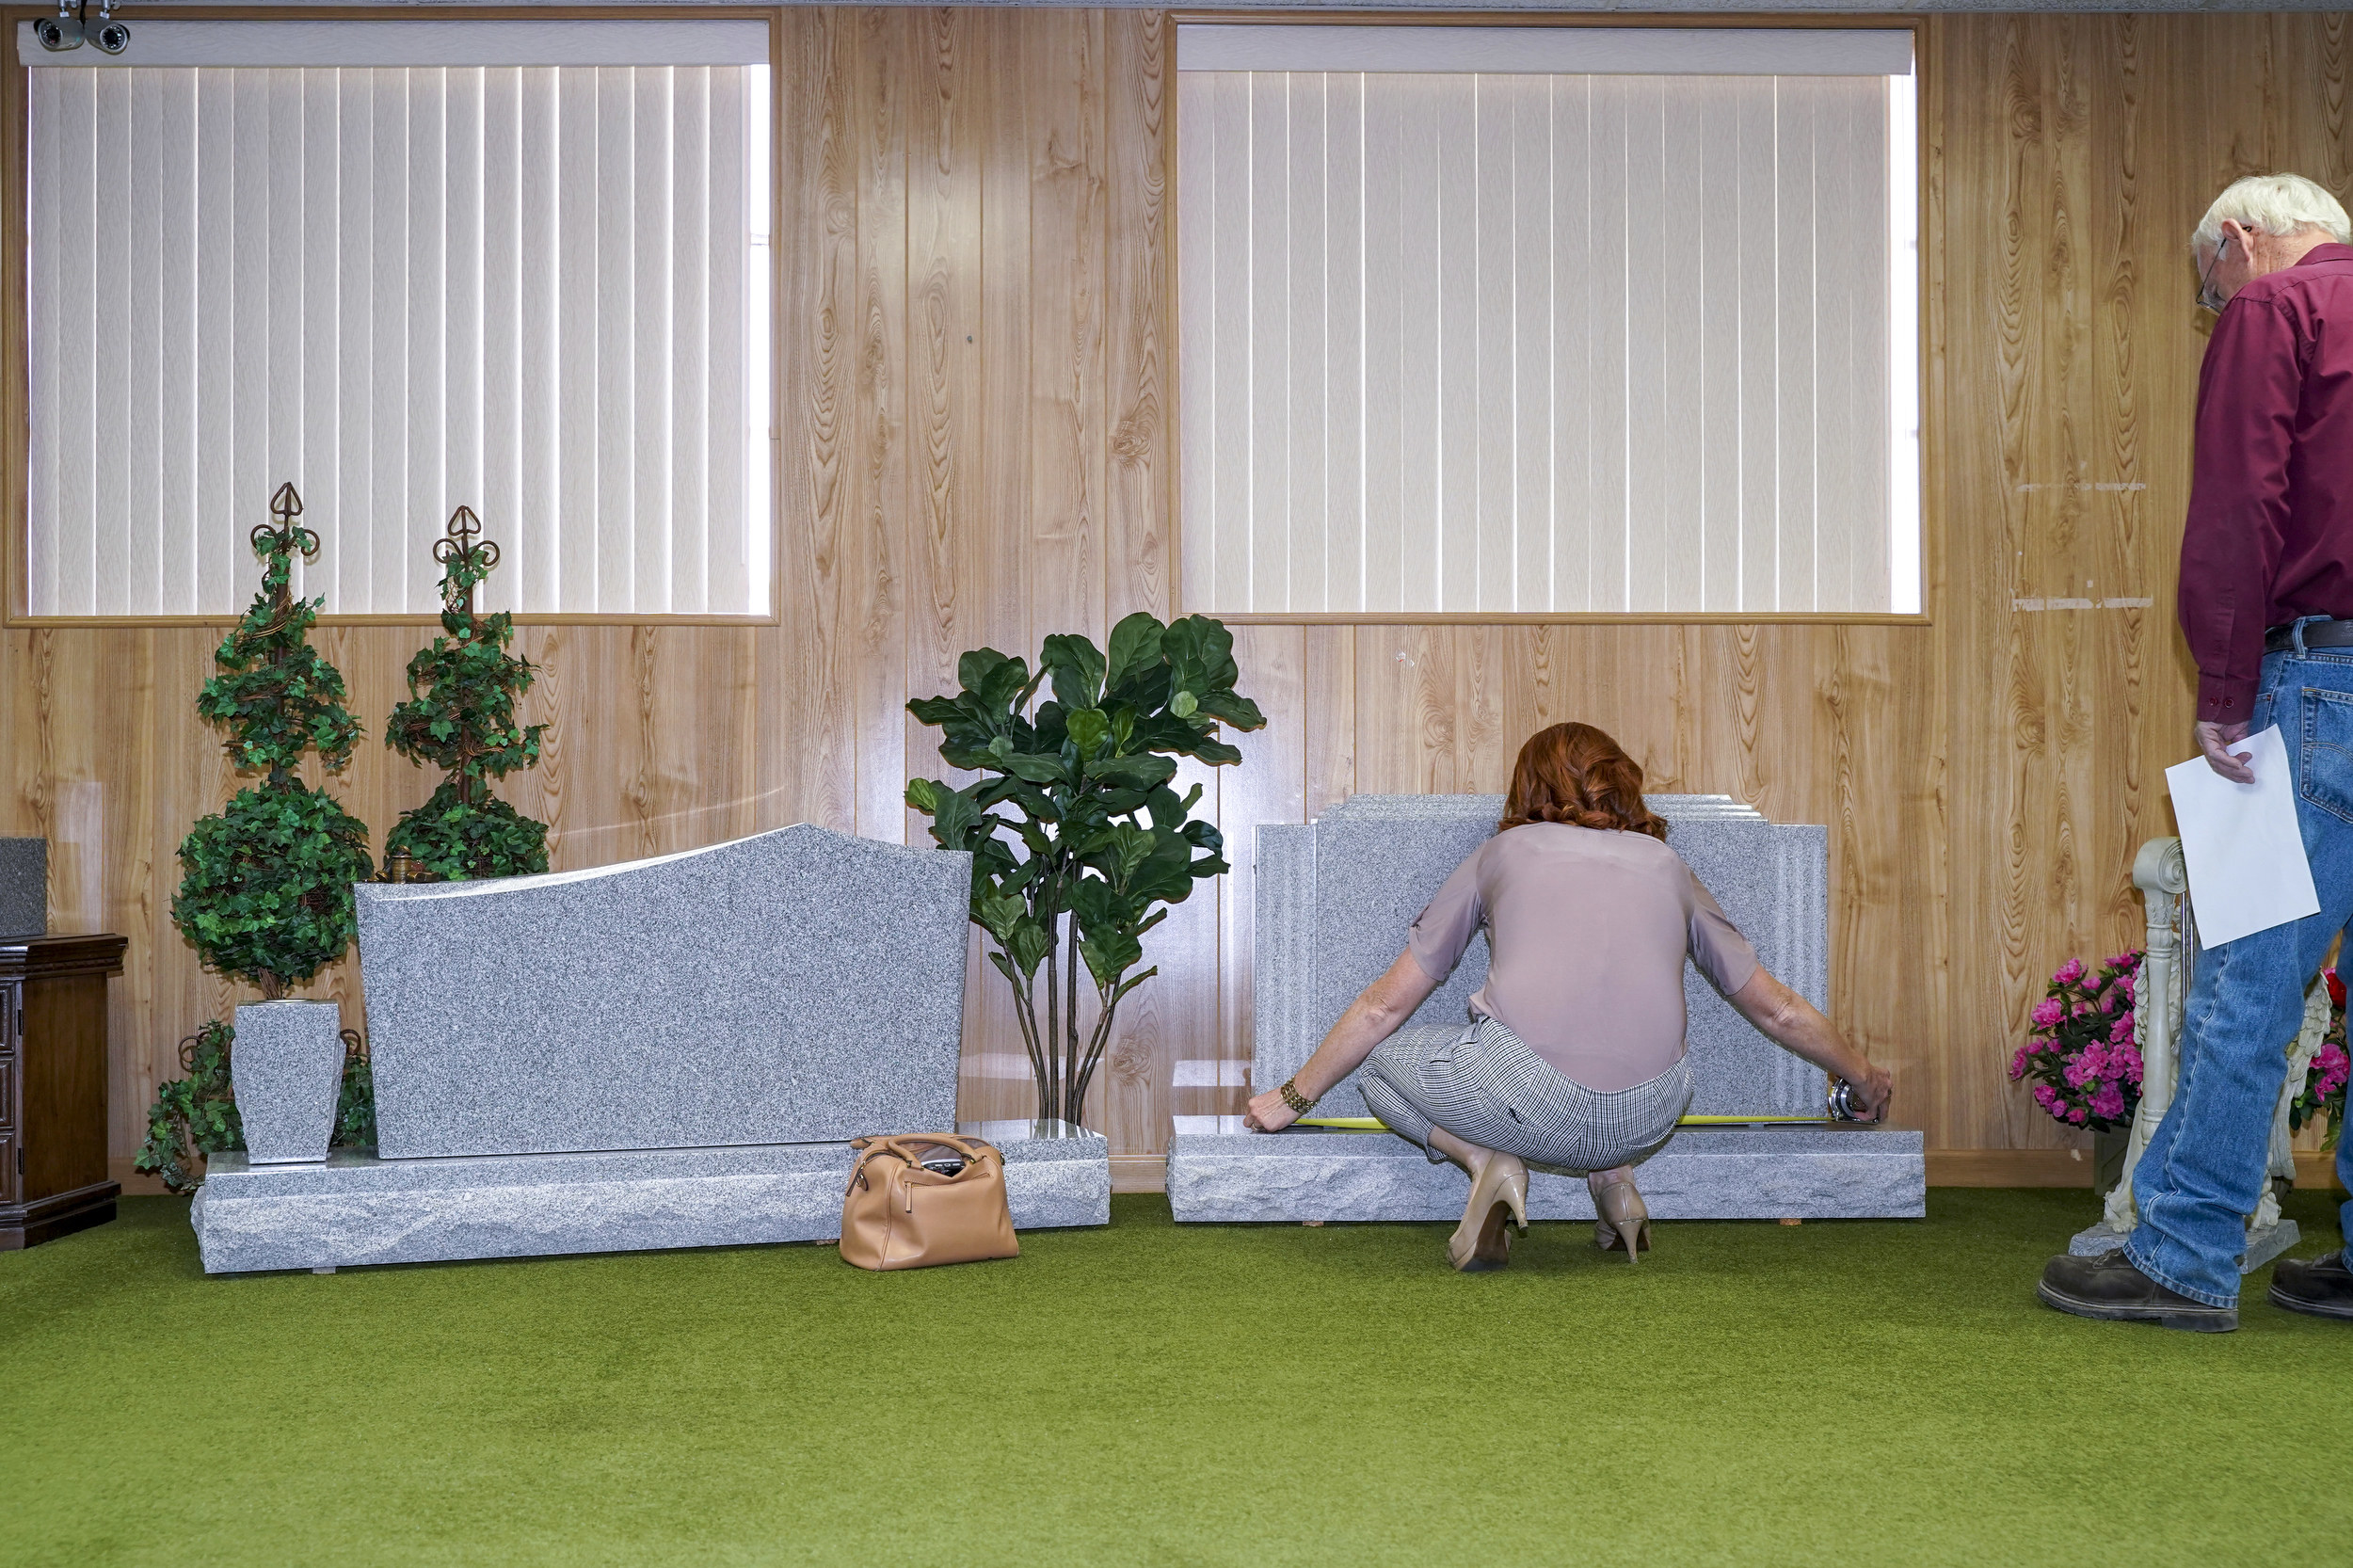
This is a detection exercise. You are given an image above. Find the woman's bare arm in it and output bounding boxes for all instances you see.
[1242,950,1440,1133]
[1726,967,1894,1120]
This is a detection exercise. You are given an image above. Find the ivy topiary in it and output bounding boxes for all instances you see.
[383,507,549,880]
[168,483,376,996]
[141,484,376,1190]
[133,1021,241,1195]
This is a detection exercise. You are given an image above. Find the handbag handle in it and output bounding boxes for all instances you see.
[845,1133,998,1195]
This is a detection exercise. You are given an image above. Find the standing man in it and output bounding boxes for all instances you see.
[2040,173,2353,1333]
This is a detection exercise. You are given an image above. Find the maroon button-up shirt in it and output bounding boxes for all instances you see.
[2180,242,2353,721]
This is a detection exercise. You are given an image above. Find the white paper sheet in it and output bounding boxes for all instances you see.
[2164,725,2322,949]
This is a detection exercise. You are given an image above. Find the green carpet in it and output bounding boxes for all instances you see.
[4,1190,2345,1567]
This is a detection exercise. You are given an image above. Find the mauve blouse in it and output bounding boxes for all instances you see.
[1405,821,1762,1092]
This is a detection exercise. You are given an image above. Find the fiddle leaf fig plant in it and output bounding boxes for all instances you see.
[907,613,1265,1125]
[383,505,549,879]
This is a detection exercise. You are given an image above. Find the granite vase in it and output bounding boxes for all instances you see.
[231,1000,344,1164]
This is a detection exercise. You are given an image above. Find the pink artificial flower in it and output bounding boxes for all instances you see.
[2090,1083,2126,1121]
[2117,1045,2144,1083]
[2109,1014,2136,1045]
[2032,999,2066,1029]
[2009,1047,2030,1080]
[2068,1106,2089,1124]
[2054,958,2086,985]
[2317,1043,2350,1098]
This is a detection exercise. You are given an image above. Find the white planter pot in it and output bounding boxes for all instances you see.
[231,1000,344,1165]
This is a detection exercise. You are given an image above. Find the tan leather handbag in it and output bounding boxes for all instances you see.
[840,1134,1019,1271]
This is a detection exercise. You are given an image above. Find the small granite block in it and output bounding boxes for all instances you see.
[0,838,45,938]
[2068,1217,2301,1274]
[1166,1126,1926,1224]
[358,824,971,1159]
[230,1000,345,1165]
[189,1120,1109,1273]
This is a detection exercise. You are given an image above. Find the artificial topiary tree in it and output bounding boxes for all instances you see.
[906,613,1264,1125]
[138,483,376,1190]
[382,506,549,880]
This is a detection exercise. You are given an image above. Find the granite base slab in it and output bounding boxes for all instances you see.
[2068,1217,2300,1274]
[1166,1125,1925,1223]
[191,1120,1108,1274]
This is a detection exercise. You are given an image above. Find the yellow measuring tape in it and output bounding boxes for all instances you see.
[1291,1113,1830,1132]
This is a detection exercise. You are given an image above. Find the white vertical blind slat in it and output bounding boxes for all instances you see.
[93,71,134,615]
[1176,72,1215,617]
[158,72,201,614]
[670,66,710,616]
[1177,67,1908,616]
[479,68,520,616]
[26,59,770,618]
[632,68,672,615]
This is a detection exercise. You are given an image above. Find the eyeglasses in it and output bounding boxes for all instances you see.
[2197,232,2235,313]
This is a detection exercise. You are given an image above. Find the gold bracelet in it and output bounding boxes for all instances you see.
[1279,1078,1315,1115]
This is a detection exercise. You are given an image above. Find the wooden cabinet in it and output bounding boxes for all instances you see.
[0,935,129,1249]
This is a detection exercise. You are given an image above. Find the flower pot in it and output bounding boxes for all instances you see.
[230,1000,345,1164]
[2091,1125,2132,1197]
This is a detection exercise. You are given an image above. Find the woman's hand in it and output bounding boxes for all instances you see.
[1241,1088,1300,1134]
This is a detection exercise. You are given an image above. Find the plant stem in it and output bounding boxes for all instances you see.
[1064,907,1083,1126]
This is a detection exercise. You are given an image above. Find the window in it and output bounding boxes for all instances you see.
[1176,25,1920,616]
[22,19,774,618]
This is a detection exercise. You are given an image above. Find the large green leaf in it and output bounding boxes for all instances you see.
[1040,633,1108,712]
[1083,753,1178,790]
[1104,612,1165,691]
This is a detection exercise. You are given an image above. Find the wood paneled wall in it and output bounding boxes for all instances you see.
[6,9,2349,1188]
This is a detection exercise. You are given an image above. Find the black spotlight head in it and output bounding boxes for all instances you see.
[92,20,130,55]
[34,17,83,51]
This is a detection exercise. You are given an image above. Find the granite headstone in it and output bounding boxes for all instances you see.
[357,824,971,1160]
[0,838,46,938]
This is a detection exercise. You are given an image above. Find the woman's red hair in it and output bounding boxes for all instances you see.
[1498,723,1668,841]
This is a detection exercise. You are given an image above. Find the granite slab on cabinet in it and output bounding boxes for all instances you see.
[1166,794,1924,1223]
[191,825,1111,1273]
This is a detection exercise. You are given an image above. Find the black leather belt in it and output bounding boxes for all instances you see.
[2266,618,2353,654]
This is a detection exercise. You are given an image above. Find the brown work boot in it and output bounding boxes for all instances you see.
[2268,1253,2353,1320]
[2037,1251,2237,1333]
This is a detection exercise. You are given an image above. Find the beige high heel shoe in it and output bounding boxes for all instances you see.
[1593,1180,1652,1262]
[1446,1149,1530,1272]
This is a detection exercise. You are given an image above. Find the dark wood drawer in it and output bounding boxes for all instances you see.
[0,1056,13,1130]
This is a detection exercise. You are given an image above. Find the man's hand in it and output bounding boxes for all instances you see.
[1844,1063,1895,1123]
[1241,1088,1298,1134]
[2197,720,2255,783]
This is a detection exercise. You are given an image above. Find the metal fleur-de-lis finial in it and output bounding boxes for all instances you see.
[431,504,502,615]
[249,480,322,565]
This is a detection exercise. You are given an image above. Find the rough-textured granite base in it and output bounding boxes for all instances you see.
[0,838,44,938]
[2068,1217,2301,1274]
[1257,794,1829,1122]
[190,1121,1108,1274]
[356,824,972,1160]
[1166,1126,1925,1223]
[229,1000,345,1165]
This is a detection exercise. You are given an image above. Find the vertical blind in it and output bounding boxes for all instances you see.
[27,45,773,617]
[1177,31,1918,616]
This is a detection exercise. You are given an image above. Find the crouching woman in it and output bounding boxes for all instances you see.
[1242,722,1893,1272]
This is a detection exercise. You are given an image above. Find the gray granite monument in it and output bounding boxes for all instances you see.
[1166,794,1925,1223]
[191,824,1112,1273]
[0,838,45,938]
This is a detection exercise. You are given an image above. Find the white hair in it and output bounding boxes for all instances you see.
[2193,172,2352,257]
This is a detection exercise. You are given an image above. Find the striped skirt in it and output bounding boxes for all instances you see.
[1358,1016,1694,1174]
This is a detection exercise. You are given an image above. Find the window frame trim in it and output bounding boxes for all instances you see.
[0,3,787,629]
[1164,9,1936,629]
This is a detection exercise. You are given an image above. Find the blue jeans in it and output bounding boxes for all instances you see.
[2125,625,2353,1306]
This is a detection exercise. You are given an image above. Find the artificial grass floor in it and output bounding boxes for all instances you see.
[5,1190,2348,1568]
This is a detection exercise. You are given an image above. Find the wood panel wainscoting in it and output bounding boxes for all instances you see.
[1,11,2348,1194]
